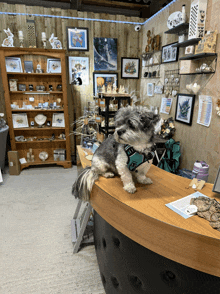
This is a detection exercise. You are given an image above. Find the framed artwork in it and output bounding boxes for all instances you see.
[5,57,23,73]
[93,72,118,96]
[161,43,179,64]
[94,37,117,71]
[66,27,89,51]
[154,85,164,94]
[12,113,29,128]
[52,113,65,127]
[68,56,89,85]
[24,61,34,73]
[121,57,140,79]
[47,59,61,73]
[175,93,195,125]
[147,83,154,96]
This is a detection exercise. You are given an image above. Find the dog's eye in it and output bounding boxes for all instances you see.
[128,119,135,129]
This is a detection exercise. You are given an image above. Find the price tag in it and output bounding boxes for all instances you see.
[99,99,106,107]
[95,116,102,123]
[95,99,100,106]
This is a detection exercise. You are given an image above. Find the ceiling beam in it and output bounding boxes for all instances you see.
[82,0,145,10]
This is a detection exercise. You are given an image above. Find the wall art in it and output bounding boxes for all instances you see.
[121,57,140,79]
[161,43,179,63]
[68,56,89,85]
[24,61,34,73]
[52,113,65,127]
[94,38,117,71]
[175,93,195,125]
[93,72,118,96]
[5,57,23,73]
[66,27,89,51]
[47,58,61,73]
[147,83,154,96]
[12,113,29,128]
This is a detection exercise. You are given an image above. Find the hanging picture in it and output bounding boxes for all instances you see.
[47,59,61,73]
[160,97,173,114]
[5,57,23,73]
[147,83,154,96]
[68,57,89,85]
[175,93,195,125]
[161,43,179,63]
[52,113,65,127]
[12,113,29,128]
[94,38,117,71]
[93,72,118,96]
[66,27,89,51]
[121,57,140,79]
[154,85,164,94]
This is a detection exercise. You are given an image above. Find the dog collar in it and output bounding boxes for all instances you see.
[124,144,155,171]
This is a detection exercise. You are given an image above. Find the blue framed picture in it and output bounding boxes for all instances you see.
[93,72,118,96]
[66,27,89,51]
[94,38,117,71]
[175,93,195,125]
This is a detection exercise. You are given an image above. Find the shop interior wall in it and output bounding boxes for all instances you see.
[0,2,142,155]
[141,0,220,183]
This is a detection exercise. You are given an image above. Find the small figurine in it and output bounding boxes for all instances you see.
[49,33,62,49]
[2,28,14,47]
[112,83,117,94]
[118,85,125,94]
[107,84,112,93]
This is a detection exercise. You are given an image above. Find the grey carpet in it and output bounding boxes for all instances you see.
[0,166,105,294]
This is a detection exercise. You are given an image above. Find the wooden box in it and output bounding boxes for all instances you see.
[8,151,21,175]
[179,60,199,74]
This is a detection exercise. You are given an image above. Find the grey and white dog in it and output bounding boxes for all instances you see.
[72,105,160,202]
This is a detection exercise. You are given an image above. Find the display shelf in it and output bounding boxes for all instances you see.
[179,53,217,60]
[15,139,66,144]
[142,77,161,79]
[7,72,62,76]
[10,91,63,94]
[12,109,64,112]
[180,71,215,75]
[172,38,201,48]
[164,23,189,35]
[14,127,65,131]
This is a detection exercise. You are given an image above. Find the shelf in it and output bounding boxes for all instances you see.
[100,111,116,117]
[179,53,217,60]
[143,63,161,67]
[20,160,71,170]
[10,91,63,94]
[142,77,161,79]
[14,127,65,131]
[172,38,201,48]
[180,71,215,75]
[16,139,66,144]
[12,109,64,112]
[7,72,62,76]
[164,23,189,35]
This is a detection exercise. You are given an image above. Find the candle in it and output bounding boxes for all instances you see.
[18,30,23,38]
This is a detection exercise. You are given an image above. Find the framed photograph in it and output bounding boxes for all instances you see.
[52,113,65,127]
[94,38,117,71]
[68,56,89,85]
[47,59,61,73]
[24,61,34,73]
[154,85,164,94]
[213,166,220,194]
[12,113,29,128]
[175,93,195,125]
[93,72,118,96]
[147,83,154,96]
[66,27,89,51]
[121,57,140,79]
[161,43,179,64]
[5,57,23,73]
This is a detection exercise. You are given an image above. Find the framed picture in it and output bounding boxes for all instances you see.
[175,93,195,125]
[121,57,140,79]
[66,27,89,51]
[147,83,154,96]
[93,72,118,96]
[52,113,65,127]
[213,166,220,194]
[47,59,61,73]
[12,113,29,128]
[161,43,179,64]
[154,85,164,94]
[94,38,117,71]
[5,57,23,73]
[68,56,89,85]
[24,61,34,73]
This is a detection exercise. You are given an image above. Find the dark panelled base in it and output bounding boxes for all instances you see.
[94,211,220,294]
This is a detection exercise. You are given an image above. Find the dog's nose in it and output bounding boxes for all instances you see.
[117,129,126,136]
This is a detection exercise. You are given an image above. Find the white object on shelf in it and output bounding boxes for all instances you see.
[49,33,62,49]
[182,4,186,23]
[1,28,14,47]
[167,11,183,29]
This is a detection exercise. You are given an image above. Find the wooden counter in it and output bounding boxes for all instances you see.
[77,146,220,277]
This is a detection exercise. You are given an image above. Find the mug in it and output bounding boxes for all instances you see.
[144,72,148,78]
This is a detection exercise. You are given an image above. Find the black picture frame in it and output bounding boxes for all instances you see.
[24,61,34,73]
[66,27,89,51]
[93,72,118,96]
[161,42,179,64]
[213,166,220,194]
[175,93,195,126]
[121,57,140,79]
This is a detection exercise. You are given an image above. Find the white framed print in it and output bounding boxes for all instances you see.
[68,56,89,85]
[12,113,29,128]
[47,59,61,73]
[5,57,23,73]
[52,113,65,127]
[147,83,154,96]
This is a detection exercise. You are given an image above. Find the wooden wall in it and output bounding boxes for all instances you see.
[0,2,142,154]
[141,0,220,183]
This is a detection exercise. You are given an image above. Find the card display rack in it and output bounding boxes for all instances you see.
[0,47,72,170]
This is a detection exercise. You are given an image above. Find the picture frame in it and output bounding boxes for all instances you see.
[47,58,61,73]
[52,113,65,127]
[93,72,118,96]
[213,166,220,194]
[175,93,195,126]
[147,83,154,96]
[12,113,29,128]
[68,56,89,85]
[94,38,117,71]
[154,85,164,94]
[18,84,26,91]
[24,61,34,73]
[161,42,179,64]
[66,27,89,51]
[121,57,140,79]
[5,57,23,73]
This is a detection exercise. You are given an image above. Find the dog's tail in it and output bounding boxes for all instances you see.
[72,167,99,202]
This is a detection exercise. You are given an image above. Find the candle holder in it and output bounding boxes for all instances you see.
[42,32,46,49]
[18,30,24,48]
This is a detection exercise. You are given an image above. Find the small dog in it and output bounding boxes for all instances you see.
[72,105,160,202]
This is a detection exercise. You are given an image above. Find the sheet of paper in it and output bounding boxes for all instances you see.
[165,191,209,219]
[160,97,172,114]
[197,95,212,127]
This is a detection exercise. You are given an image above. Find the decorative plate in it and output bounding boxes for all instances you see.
[39,151,48,162]
[167,11,182,29]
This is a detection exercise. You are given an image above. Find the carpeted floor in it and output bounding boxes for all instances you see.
[0,165,105,294]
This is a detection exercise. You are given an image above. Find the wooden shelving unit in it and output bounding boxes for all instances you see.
[0,47,72,170]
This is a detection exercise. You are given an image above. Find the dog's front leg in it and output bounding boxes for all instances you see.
[115,148,136,194]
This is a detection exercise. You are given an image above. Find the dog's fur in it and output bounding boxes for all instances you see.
[72,105,160,202]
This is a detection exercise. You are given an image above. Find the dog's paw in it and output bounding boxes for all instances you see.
[145,177,153,185]
[123,183,136,194]
[137,176,153,185]
[103,172,115,178]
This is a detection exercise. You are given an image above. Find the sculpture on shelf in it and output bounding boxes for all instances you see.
[49,33,62,49]
[18,31,24,48]
[118,85,125,94]
[1,28,14,47]
[186,83,201,95]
